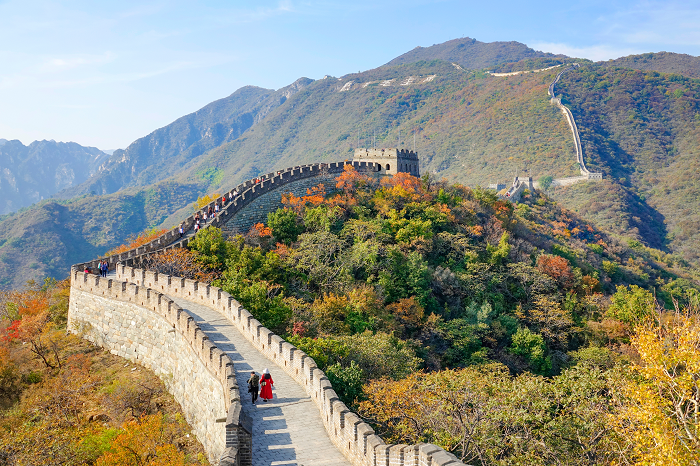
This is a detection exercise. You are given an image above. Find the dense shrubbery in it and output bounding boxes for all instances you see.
[180,167,698,398]
[111,167,700,464]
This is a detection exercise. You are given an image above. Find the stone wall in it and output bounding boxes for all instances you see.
[548,64,603,181]
[116,265,464,466]
[70,158,465,466]
[73,162,380,275]
[222,172,341,235]
[68,271,251,466]
[353,147,420,176]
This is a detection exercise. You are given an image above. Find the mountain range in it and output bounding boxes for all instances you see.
[0,140,107,215]
[0,37,698,289]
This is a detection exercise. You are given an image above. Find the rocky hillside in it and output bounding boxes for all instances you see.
[58,78,313,198]
[0,140,107,215]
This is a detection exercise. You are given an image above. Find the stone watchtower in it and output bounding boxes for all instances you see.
[353,148,420,177]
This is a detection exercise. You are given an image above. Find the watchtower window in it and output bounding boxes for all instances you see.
[386,164,391,171]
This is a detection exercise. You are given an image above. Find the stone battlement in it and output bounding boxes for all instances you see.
[353,148,419,176]
[68,152,467,466]
[112,263,462,466]
[353,147,419,160]
[69,270,250,465]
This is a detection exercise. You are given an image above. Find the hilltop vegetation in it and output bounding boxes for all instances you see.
[143,168,699,464]
[602,51,700,78]
[551,63,700,262]
[385,37,564,69]
[0,279,208,465]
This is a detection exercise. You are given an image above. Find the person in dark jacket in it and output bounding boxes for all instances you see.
[248,371,260,404]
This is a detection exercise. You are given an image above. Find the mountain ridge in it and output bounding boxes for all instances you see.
[0,139,108,215]
[385,37,566,69]
[0,38,699,289]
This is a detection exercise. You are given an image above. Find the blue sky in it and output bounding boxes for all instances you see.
[1,0,698,150]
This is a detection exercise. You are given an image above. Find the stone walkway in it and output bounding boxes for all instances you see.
[168,296,352,466]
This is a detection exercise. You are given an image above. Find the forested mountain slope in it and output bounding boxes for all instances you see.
[550,64,700,262]
[601,51,700,78]
[171,60,576,196]
[0,140,107,215]
[0,180,200,288]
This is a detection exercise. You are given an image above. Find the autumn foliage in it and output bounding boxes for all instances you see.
[0,279,209,465]
[611,312,700,465]
[537,254,575,289]
[105,228,168,257]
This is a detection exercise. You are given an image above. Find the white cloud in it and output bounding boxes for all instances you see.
[532,1,700,61]
[602,1,700,48]
[43,52,116,72]
[212,0,295,24]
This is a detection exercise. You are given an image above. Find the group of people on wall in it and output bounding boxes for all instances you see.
[247,369,274,404]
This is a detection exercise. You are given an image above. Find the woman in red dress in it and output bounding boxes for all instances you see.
[260,368,274,402]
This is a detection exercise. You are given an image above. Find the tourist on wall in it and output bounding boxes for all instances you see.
[248,371,260,404]
[260,368,274,402]
[179,224,184,238]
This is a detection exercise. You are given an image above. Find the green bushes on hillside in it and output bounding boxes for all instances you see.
[144,167,700,463]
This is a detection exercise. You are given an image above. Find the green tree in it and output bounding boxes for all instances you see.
[325,361,364,407]
[606,284,655,326]
[187,226,230,271]
[267,208,303,244]
[538,175,554,191]
[509,326,551,374]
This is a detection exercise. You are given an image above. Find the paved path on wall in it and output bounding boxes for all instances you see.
[169,295,352,466]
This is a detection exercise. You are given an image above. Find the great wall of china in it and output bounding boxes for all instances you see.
[67,62,604,464]
[68,156,466,466]
[491,63,602,201]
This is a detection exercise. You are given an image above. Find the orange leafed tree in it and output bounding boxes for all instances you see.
[96,413,190,466]
[106,229,168,257]
[380,172,421,193]
[141,248,218,282]
[282,184,327,214]
[335,164,371,195]
[536,254,575,289]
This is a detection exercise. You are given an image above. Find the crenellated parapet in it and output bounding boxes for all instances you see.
[73,161,382,273]
[112,263,463,466]
[68,270,251,465]
[69,152,467,466]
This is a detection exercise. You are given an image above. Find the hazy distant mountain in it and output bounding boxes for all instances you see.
[385,37,566,69]
[0,140,108,215]
[601,52,700,78]
[59,78,313,198]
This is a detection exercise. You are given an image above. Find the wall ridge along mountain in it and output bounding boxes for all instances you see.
[488,63,603,191]
[547,64,603,184]
[69,160,466,466]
